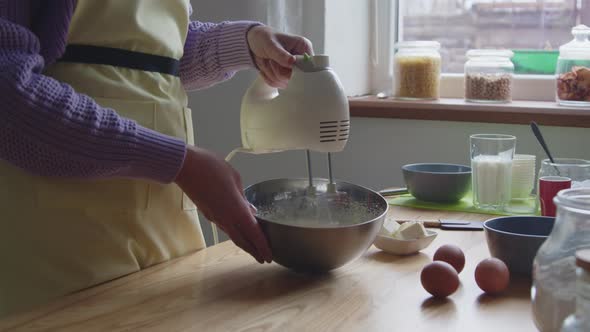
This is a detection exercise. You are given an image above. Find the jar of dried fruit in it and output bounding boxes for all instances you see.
[556,25,590,107]
[393,41,441,100]
[464,50,514,103]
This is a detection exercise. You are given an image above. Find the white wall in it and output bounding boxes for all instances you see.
[335,119,590,189]
[189,1,590,246]
[324,0,372,96]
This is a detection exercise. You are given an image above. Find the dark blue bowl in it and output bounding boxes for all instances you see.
[402,163,472,203]
[483,216,555,277]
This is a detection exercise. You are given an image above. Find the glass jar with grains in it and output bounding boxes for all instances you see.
[556,25,590,107]
[464,50,514,103]
[393,41,441,100]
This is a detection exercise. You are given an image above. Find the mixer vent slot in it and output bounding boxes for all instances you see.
[319,119,350,143]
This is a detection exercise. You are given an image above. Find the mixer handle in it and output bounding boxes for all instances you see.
[247,75,280,100]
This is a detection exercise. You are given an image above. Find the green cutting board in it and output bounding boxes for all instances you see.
[386,192,539,216]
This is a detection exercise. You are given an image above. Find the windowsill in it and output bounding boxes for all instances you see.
[349,96,590,128]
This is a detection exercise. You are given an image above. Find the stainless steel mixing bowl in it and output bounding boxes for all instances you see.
[245,178,388,272]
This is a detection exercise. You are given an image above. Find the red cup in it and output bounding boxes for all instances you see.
[539,176,572,217]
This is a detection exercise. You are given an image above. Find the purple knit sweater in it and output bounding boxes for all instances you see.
[0,0,257,183]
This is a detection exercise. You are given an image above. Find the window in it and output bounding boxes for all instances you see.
[398,0,590,75]
[362,0,590,100]
[321,0,589,101]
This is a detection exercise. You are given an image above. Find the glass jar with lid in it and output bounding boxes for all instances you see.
[532,187,590,332]
[393,41,441,100]
[556,25,590,107]
[464,49,514,103]
[539,158,590,189]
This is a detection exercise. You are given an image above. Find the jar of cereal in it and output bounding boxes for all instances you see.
[556,25,590,107]
[393,41,441,100]
[464,49,514,103]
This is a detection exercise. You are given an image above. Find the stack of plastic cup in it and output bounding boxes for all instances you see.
[505,154,538,214]
[511,154,536,198]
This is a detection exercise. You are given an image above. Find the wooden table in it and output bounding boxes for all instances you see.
[0,207,536,332]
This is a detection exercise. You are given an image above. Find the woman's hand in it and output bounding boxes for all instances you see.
[175,146,272,264]
[247,25,313,88]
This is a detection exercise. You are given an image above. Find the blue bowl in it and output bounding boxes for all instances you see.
[483,216,555,277]
[402,163,472,203]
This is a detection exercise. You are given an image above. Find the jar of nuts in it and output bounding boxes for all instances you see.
[393,41,441,100]
[556,25,590,107]
[464,50,514,103]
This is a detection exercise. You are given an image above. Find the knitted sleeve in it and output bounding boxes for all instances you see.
[180,20,261,90]
[0,18,187,183]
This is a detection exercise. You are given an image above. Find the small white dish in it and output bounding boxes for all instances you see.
[373,230,438,255]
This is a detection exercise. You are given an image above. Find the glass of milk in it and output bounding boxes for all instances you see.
[470,134,516,210]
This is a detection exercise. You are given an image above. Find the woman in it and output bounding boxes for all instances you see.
[0,0,312,316]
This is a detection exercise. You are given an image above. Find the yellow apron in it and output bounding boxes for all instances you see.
[0,0,205,316]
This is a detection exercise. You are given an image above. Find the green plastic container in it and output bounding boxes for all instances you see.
[512,50,559,75]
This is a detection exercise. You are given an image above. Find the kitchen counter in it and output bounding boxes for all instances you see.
[0,207,536,332]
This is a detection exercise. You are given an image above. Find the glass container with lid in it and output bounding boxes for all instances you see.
[532,187,590,332]
[556,25,590,107]
[393,41,441,100]
[464,49,514,103]
[539,158,590,189]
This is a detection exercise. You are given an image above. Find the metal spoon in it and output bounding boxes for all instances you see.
[530,121,560,175]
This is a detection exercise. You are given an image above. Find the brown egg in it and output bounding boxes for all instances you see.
[420,261,460,298]
[475,258,510,294]
[433,244,466,273]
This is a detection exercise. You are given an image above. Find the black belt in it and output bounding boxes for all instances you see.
[58,44,180,77]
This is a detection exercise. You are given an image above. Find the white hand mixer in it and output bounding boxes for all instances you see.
[215,54,350,244]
